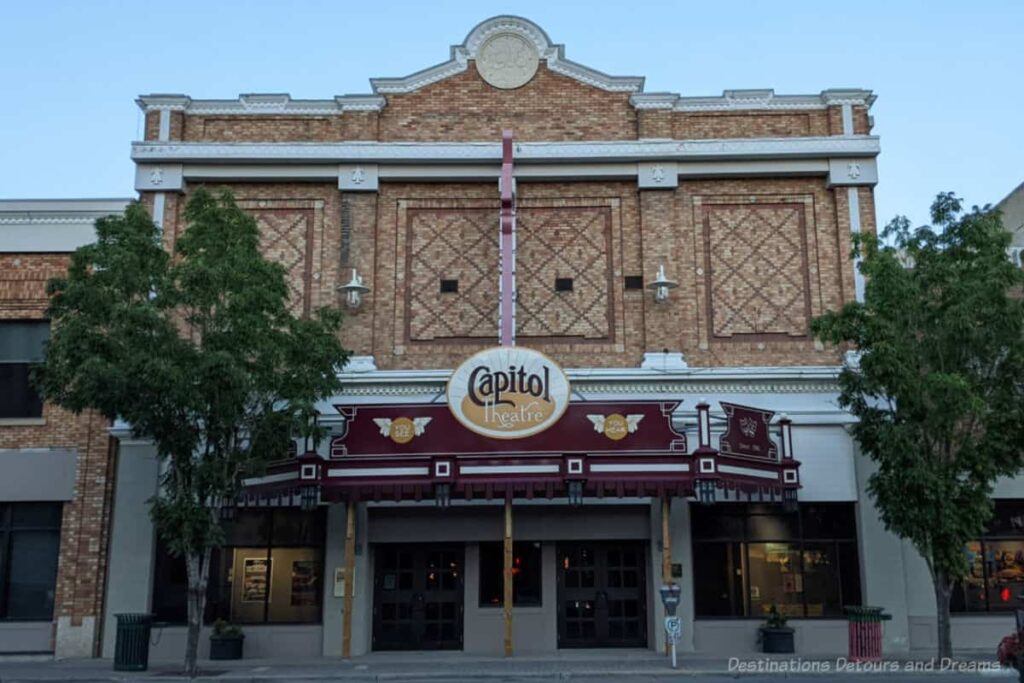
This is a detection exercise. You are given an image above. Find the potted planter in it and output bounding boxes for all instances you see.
[997,631,1024,682]
[209,619,244,660]
[759,604,795,654]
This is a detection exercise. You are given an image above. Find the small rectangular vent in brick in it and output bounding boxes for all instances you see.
[440,279,459,293]
[555,278,574,292]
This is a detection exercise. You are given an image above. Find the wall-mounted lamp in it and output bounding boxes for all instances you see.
[434,483,451,508]
[695,478,717,505]
[566,480,585,507]
[646,264,678,303]
[338,268,370,309]
[782,487,798,513]
[299,484,320,511]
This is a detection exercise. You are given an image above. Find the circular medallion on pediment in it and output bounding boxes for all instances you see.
[476,32,539,89]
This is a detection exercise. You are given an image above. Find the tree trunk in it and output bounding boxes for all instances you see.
[933,572,953,661]
[184,547,212,678]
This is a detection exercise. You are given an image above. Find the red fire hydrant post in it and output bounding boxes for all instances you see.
[846,606,891,661]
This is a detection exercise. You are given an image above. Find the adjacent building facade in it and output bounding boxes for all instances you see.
[0,199,129,655]
[2,15,1023,661]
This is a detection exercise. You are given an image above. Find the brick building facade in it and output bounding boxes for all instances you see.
[0,200,129,655]
[4,15,1021,661]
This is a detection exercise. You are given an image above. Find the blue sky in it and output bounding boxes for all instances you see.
[1,0,1021,227]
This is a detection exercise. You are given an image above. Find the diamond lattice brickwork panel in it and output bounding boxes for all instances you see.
[516,206,612,341]
[405,204,613,342]
[406,208,499,341]
[246,207,314,316]
[703,203,811,339]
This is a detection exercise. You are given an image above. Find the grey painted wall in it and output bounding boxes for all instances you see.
[0,448,77,501]
[0,622,53,654]
[101,441,160,658]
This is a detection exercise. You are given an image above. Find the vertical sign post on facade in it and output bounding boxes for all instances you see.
[499,130,516,657]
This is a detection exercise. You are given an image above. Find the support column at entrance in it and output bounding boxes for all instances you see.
[322,502,370,657]
[503,496,513,657]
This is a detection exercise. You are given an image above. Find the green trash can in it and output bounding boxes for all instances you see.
[113,613,152,672]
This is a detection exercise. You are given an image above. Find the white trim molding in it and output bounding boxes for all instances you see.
[132,137,879,189]
[632,88,876,113]
[137,93,386,115]
[132,136,880,166]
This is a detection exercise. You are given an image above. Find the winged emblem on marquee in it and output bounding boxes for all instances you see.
[372,417,432,444]
[739,416,758,438]
[586,414,644,441]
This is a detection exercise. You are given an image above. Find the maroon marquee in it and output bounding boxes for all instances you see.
[241,399,801,504]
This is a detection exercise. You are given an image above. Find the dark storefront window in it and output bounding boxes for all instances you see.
[0,321,48,418]
[0,503,63,620]
[479,541,543,607]
[692,503,861,619]
[152,508,325,625]
[952,501,1024,613]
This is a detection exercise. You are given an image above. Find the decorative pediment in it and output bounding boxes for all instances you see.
[369,15,645,94]
[136,17,876,116]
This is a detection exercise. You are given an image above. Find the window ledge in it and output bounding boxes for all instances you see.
[0,417,46,427]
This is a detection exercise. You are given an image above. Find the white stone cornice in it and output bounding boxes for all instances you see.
[334,95,388,112]
[821,88,877,107]
[132,135,880,166]
[138,93,388,116]
[136,94,191,111]
[630,93,679,110]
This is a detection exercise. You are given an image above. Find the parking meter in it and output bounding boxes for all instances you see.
[659,584,682,669]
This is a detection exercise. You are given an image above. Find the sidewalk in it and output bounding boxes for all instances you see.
[0,650,1012,682]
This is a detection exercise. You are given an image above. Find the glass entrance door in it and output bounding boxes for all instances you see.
[556,542,647,648]
[372,544,464,650]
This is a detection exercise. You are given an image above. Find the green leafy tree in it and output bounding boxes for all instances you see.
[813,193,1024,659]
[37,188,348,676]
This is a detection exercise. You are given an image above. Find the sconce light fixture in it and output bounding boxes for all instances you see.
[338,268,370,309]
[566,480,585,507]
[434,483,451,508]
[646,264,678,303]
[695,478,717,505]
[782,487,798,513]
[300,484,320,511]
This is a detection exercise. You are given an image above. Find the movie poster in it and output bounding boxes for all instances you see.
[242,557,271,603]
[290,560,318,606]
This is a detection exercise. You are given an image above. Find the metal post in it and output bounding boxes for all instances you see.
[661,495,671,655]
[503,496,513,657]
[342,499,356,658]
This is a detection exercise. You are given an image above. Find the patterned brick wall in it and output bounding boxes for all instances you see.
[175,114,379,143]
[0,254,114,656]
[702,203,812,339]
[377,65,637,142]
[160,172,873,372]
[675,111,830,139]
[403,202,615,344]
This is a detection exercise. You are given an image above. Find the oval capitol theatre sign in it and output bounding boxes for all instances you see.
[447,346,571,439]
